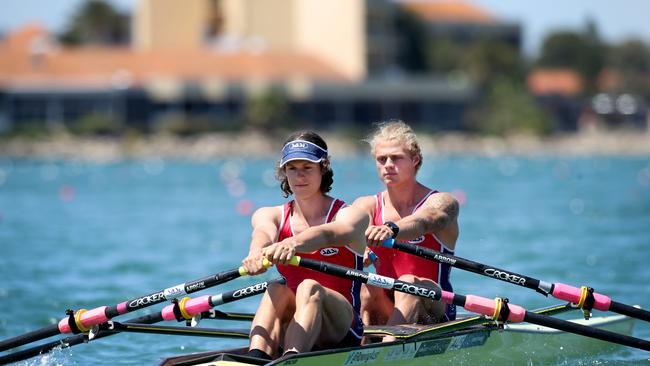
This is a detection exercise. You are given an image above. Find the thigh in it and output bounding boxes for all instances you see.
[251,283,296,333]
[315,288,355,348]
[361,284,394,325]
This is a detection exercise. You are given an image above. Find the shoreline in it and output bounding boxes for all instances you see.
[1,130,650,161]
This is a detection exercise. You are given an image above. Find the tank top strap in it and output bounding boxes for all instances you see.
[372,192,383,225]
[413,190,438,213]
[325,198,346,223]
[278,201,294,241]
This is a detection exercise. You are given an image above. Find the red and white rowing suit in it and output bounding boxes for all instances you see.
[371,190,456,321]
[275,198,364,341]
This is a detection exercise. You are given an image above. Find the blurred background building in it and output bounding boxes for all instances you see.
[0,0,648,136]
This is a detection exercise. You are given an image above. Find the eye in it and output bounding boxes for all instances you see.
[376,156,387,164]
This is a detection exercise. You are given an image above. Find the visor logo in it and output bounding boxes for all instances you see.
[290,142,307,149]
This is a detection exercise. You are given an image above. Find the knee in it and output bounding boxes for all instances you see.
[397,274,418,283]
[394,275,425,303]
[267,281,285,294]
[295,279,325,305]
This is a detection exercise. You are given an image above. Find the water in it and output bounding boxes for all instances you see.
[0,155,649,365]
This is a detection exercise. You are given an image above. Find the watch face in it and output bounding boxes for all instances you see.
[384,222,399,238]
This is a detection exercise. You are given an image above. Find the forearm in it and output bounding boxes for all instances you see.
[249,231,274,255]
[394,211,449,240]
[291,227,337,253]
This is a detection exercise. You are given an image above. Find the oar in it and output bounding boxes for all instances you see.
[381,239,650,322]
[363,302,576,340]
[102,322,250,339]
[287,256,650,352]
[0,278,277,365]
[0,262,270,352]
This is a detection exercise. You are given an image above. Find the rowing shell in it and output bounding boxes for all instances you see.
[159,306,636,366]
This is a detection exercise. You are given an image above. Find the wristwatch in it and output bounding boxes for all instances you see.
[383,221,400,239]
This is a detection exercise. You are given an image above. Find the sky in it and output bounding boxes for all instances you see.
[1,0,649,56]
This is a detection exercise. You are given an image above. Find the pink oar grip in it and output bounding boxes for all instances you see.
[463,294,498,317]
[506,303,526,322]
[441,290,454,304]
[79,306,110,327]
[552,283,612,311]
[161,296,212,321]
[117,301,128,315]
[183,296,212,315]
[462,295,527,323]
[57,318,71,333]
[57,306,110,333]
[161,304,176,321]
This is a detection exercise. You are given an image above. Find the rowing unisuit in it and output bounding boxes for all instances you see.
[275,198,364,335]
[371,190,456,321]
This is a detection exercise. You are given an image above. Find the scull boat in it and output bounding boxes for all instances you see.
[159,303,637,366]
[2,251,648,365]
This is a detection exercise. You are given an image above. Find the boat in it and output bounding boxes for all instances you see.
[158,303,637,366]
[2,254,648,365]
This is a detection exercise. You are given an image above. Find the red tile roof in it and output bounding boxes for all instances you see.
[0,25,350,89]
[399,0,496,24]
[527,68,584,97]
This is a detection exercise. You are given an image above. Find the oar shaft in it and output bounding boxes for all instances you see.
[288,256,650,353]
[524,312,650,351]
[0,266,252,352]
[0,313,162,365]
[383,239,550,295]
[0,324,59,355]
[109,322,250,339]
[610,301,650,322]
[0,278,275,364]
[383,239,650,322]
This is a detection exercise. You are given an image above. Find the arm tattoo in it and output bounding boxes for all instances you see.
[423,193,459,232]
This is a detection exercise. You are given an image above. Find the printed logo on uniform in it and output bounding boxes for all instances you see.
[408,236,425,244]
[320,247,339,256]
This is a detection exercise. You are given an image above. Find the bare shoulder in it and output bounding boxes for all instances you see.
[351,195,376,215]
[251,205,283,226]
[335,205,369,226]
[424,192,459,219]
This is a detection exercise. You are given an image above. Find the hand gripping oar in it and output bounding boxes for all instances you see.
[287,256,650,352]
[0,262,271,353]
[381,239,650,322]
[0,277,278,365]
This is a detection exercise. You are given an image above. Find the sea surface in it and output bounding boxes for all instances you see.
[0,155,649,365]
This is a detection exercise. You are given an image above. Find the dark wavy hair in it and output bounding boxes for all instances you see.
[276,131,334,198]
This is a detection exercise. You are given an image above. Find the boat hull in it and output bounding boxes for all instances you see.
[159,312,635,366]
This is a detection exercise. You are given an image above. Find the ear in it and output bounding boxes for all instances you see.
[412,154,420,168]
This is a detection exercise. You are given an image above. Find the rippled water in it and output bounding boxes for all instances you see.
[0,155,649,365]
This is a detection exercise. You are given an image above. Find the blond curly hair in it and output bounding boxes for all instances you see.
[367,120,423,172]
